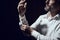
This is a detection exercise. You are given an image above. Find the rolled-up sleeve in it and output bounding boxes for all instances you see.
[31,30,50,40]
[31,22,60,40]
[31,30,59,40]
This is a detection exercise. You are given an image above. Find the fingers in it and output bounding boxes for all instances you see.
[24,3,27,8]
[18,0,26,7]
[20,25,27,31]
[17,0,27,12]
[20,0,26,4]
[18,2,27,8]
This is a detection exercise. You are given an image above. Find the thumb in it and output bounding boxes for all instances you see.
[24,3,27,8]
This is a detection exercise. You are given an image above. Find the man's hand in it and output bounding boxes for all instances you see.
[20,24,27,31]
[20,24,33,32]
[17,0,27,16]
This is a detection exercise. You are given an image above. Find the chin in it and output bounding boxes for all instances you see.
[44,6,50,11]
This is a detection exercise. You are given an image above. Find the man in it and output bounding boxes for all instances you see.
[17,0,60,40]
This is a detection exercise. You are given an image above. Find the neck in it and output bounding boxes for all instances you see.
[48,11,57,17]
[48,7,60,17]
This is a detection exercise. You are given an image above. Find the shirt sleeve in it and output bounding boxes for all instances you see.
[19,15,29,25]
[30,15,42,29]
[31,23,60,40]
[31,30,59,40]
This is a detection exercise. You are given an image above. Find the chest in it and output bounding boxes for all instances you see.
[39,18,59,35]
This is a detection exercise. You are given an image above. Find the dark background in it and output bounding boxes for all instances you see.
[0,0,46,40]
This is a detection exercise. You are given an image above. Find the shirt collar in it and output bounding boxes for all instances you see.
[47,12,60,20]
[52,14,59,19]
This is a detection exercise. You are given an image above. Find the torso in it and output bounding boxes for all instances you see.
[38,14,60,36]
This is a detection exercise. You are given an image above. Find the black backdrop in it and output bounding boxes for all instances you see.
[0,0,46,40]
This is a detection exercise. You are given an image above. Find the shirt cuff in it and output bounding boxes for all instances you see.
[19,22,22,26]
[31,30,40,38]
[19,15,26,25]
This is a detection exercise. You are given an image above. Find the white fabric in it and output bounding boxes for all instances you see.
[19,12,60,40]
[30,13,60,40]
[19,15,28,25]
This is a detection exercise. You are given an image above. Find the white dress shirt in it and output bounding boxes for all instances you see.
[30,12,60,40]
[19,12,60,40]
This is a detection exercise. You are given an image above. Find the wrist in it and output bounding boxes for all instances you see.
[25,26,33,34]
[19,14,25,18]
[20,14,25,17]
[19,12,25,17]
[27,26,33,33]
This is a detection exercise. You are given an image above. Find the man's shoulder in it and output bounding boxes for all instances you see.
[39,14,47,18]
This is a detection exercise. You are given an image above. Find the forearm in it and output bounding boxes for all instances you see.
[19,14,29,25]
[31,30,58,40]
